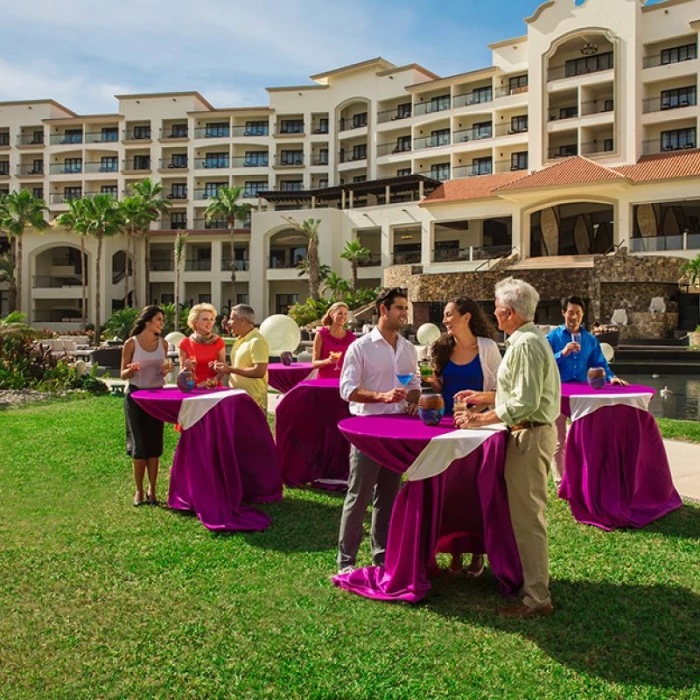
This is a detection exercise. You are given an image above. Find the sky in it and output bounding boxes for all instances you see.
[0,0,667,115]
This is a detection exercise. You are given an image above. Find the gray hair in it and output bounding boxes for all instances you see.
[495,277,540,322]
[231,304,256,324]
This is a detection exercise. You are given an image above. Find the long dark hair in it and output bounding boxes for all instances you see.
[430,297,496,378]
[130,305,164,337]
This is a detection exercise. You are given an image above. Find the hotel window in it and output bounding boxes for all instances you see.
[32,187,43,199]
[472,87,492,104]
[170,123,188,138]
[243,181,267,196]
[205,122,229,138]
[132,125,151,140]
[0,133,9,146]
[660,86,696,110]
[557,144,578,157]
[395,136,411,152]
[100,156,118,172]
[245,121,269,136]
[352,175,367,183]
[660,43,697,65]
[276,294,300,314]
[280,119,304,134]
[603,139,614,152]
[63,129,82,144]
[661,127,696,151]
[101,127,118,142]
[473,157,492,175]
[170,183,187,199]
[430,94,450,112]
[133,155,150,170]
[473,121,492,139]
[559,105,578,119]
[352,112,368,128]
[244,151,268,166]
[237,294,250,305]
[565,51,613,77]
[204,182,226,197]
[171,153,188,168]
[351,144,367,161]
[510,152,528,171]
[280,180,303,191]
[510,115,528,133]
[314,118,329,134]
[430,129,451,147]
[0,162,8,176]
[314,148,328,164]
[396,102,412,119]
[63,158,82,174]
[317,178,328,188]
[171,212,187,229]
[397,167,411,177]
[205,152,229,168]
[32,130,44,145]
[101,185,118,196]
[281,150,303,165]
[64,186,82,200]
[508,74,528,93]
[430,162,450,181]
[32,159,43,174]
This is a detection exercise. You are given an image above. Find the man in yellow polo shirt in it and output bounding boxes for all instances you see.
[215,304,269,411]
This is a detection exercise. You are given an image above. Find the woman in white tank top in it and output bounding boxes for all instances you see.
[120,305,169,507]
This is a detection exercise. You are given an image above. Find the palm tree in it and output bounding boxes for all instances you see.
[55,199,90,329]
[283,216,322,300]
[0,190,49,312]
[0,252,17,313]
[122,179,171,308]
[322,271,350,301]
[82,194,123,345]
[173,232,188,315]
[340,239,371,292]
[204,187,251,304]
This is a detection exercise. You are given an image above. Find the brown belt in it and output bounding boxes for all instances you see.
[509,421,550,432]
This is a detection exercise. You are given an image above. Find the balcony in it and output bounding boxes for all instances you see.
[643,45,697,69]
[377,107,412,123]
[391,250,421,265]
[0,135,9,149]
[232,125,270,137]
[494,158,528,173]
[84,131,119,144]
[49,163,83,175]
[580,98,614,116]
[122,130,152,142]
[192,189,224,200]
[547,52,613,82]
[547,145,578,159]
[32,274,82,288]
[548,106,578,122]
[194,126,230,139]
[165,191,188,201]
[150,258,174,272]
[274,123,305,137]
[453,90,493,108]
[494,122,528,137]
[310,122,329,135]
[221,259,250,272]
[338,151,367,164]
[452,162,493,178]
[630,232,700,252]
[377,142,412,156]
[494,85,529,98]
[49,133,83,145]
[191,218,228,230]
[433,244,512,263]
[0,165,10,178]
[16,164,44,176]
[158,158,188,171]
[162,220,187,230]
[642,138,697,156]
[84,161,120,174]
[413,134,452,151]
[184,258,212,272]
[643,94,697,114]
[50,192,82,204]
[580,140,614,155]
[122,159,151,173]
[413,99,451,116]
[242,186,268,197]
[231,156,269,168]
[452,126,492,144]
[159,127,189,140]
[310,153,329,165]
[415,167,451,182]
[194,158,230,170]
[339,116,368,132]
[273,154,304,167]
[16,134,45,147]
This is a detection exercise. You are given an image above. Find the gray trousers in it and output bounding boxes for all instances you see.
[337,445,402,569]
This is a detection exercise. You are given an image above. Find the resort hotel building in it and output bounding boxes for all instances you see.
[1,0,700,337]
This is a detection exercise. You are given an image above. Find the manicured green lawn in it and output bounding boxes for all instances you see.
[0,397,698,699]
[658,417,700,443]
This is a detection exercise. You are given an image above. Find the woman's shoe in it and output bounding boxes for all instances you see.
[133,494,145,507]
[466,554,485,578]
[146,491,158,506]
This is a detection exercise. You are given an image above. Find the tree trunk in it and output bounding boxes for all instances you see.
[80,237,87,330]
[144,232,151,306]
[7,280,17,314]
[123,232,130,307]
[94,234,102,347]
[132,231,139,310]
[307,238,320,301]
[229,225,237,307]
[351,260,358,292]
[15,235,22,313]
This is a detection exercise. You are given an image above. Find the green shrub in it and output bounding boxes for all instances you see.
[103,308,140,342]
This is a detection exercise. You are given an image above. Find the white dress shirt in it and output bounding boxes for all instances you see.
[340,327,420,416]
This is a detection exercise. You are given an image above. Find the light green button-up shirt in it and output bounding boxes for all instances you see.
[494,322,561,427]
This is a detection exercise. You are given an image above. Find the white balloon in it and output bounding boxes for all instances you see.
[165,331,186,348]
[259,314,301,354]
[416,323,441,346]
[600,342,615,362]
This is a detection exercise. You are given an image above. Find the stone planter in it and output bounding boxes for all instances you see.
[689,331,700,347]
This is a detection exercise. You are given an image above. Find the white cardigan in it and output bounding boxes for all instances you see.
[476,336,502,391]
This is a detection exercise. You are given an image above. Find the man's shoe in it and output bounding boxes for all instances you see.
[497,602,553,619]
[337,566,356,576]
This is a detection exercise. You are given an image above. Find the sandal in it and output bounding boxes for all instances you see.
[466,554,485,578]
[133,495,145,507]
[146,492,159,506]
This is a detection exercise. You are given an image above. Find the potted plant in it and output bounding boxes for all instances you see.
[689,324,700,348]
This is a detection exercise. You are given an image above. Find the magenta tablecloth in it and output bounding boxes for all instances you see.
[275,378,350,488]
[132,388,282,532]
[333,415,522,603]
[267,363,314,393]
[559,382,682,530]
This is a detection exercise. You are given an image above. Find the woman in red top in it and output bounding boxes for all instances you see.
[178,304,226,387]
[312,302,357,379]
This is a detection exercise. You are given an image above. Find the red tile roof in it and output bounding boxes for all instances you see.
[421,172,528,204]
[614,150,700,182]
[494,156,625,192]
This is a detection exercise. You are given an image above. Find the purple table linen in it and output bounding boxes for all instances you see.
[333,416,522,603]
[267,363,314,393]
[275,378,351,488]
[559,382,682,530]
[132,388,282,532]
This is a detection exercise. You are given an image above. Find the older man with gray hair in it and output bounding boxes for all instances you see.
[455,277,561,618]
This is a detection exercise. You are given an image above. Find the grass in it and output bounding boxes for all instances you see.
[0,396,698,699]
[658,417,700,443]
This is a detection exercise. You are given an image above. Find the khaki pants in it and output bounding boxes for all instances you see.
[552,413,569,485]
[504,423,557,610]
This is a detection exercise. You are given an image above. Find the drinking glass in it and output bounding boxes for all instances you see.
[395,372,414,387]
[571,332,581,352]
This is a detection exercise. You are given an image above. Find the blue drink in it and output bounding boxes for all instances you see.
[396,373,414,387]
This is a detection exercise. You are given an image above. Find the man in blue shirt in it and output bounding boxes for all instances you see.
[547,296,628,485]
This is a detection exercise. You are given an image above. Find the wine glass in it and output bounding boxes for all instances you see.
[330,351,342,371]
[395,371,414,387]
[571,332,581,352]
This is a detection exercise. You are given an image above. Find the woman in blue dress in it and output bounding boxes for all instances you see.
[425,297,502,576]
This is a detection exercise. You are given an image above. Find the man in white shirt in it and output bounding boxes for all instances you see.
[337,287,420,574]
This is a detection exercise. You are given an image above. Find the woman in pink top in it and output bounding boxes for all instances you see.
[312,302,357,379]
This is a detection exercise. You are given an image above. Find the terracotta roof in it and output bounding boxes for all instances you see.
[420,172,529,205]
[614,150,700,182]
[494,156,626,192]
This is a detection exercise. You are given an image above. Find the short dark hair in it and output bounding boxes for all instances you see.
[375,287,407,315]
[562,295,586,312]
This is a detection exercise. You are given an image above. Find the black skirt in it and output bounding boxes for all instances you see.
[124,386,164,459]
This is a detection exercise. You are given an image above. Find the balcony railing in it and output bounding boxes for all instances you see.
[547,52,614,81]
[414,168,451,182]
[84,131,120,144]
[548,106,579,121]
[630,232,700,253]
[231,125,270,137]
[122,130,152,141]
[163,220,187,230]
[494,85,529,98]
[16,134,45,147]
[149,259,174,271]
[231,156,269,168]
[642,94,697,114]
[221,259,250,271]
[49,192,82,204]
[494,122,529,137]
[84,161,120,173]
[580,140,614,155]
[242,186,268,197]
[32,274,82,288]
[547,145,578,158]
[413,99,451,116]
[49,133,83,145]
[453,91,493,108]
[642,138,697,156]
[643,48,697,69]
[310,154,329,165]
[192,218,228,230]
[49,163,83,175]
[310,123,329,134]
[0,166,9,177]
[194,158,229,169]
[274,154,305,167]
[159,158,188,170]
[377,142,412,156]
[452,126,492,144]
[122,160,151,171]
[184,258,212,272]
[580,99,614,116]
[377,108,412,123]
[159,127,189,139]
[391,250,421,265]
[16,164,44,176]
[274,124,305,136]
[268,259,300,269]
[494,159,528,173]
[338,152,367,163]
[165,191,188,201]
[413,134,452,151]
[194,127,230,139]
[452,163,493,178]
[433,244,512,263]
